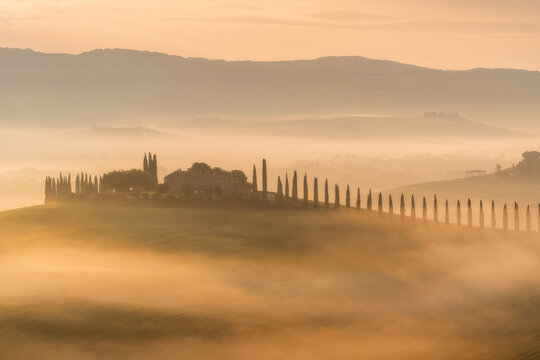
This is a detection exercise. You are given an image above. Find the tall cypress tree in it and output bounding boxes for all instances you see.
[252,165,258,193]
[378,193,383,217]
[457,200,461,226]
[526,205,531,232]
[503,204,508,231]
[292,171,298,201]
[144,153,148,172]
[411,195,416,223]
[367,189,372,214]
[433,195,438,224]
[277,176,283,200]
[262,159,267,201]
[68,173,72,193]
[467,198,473,227]
[303,173,308,205]
[285,174,289,199]
[422,197,427,224]
[400,194,405,221]
[335,184,340,209]
[388,194,393,217]
[514,202,520,231]
[152,154,158,185]
[75,174,80,194]
[94,176,98,194]
[313,177,319,207]
[324,179,329,209]
[356,188,361,209]
[345,185,350,208]
[479,200,484,229]
[445,199,449,225]
[491,201,496,229]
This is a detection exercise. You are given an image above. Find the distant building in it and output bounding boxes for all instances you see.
[164,170,250,196]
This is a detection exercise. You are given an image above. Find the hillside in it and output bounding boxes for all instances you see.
[1,201,540,359]
[389,172,540,206]
[1,48,540,131]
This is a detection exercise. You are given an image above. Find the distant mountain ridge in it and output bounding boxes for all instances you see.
[1,47,540,130]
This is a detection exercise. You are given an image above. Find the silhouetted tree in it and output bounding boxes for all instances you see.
[101,169,154,192]
[252,164,257,193]
[285,173,289,199]
[503,204,508,231]
[526,205,531,232]
[388,194,393,217]
[356,188,361,209]
[467,198,473,227]
[457,200,461,226]
[143,153,148,172]
[422,196,427,224]
[277,176,283,200]
[514,202,520,231]
[411,195,416,223]
[313,177,319,207]
[324,179,329,209]
[346,185,351,208]
[262,159,267,201]
[75,174,80,194]
[367,189,372,215]
[303,173,308,205]
[378,193,383,217]
[491,201,496,229]
[400,194,405,221]
[292,171,298,201]
[335,184,340,209]
[479,200,484,229]
[433,195,438,224]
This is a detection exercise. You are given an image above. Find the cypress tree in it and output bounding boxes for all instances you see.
[262,159,267,201]
[378,193,383,217]
[356,188,360,209]
[411,195,416,223]
[94,176,98,193]
[335,184,340,209]
[467,198,473,227]
[152,154,158,184]
[400,194,405,221]
[367,189,372,215]
[285,174,289,199]
[514,202,520,231]
[277,176,283,200]
[303,173,308,205]
[68,173,72,193]
[313,177,319,207]
[422,197,427,224]
[324,179,329,209]
[503,204,508,231]
[345,185,350,208]
[491,201,496,229]
[433,195,438,224]
[292,171,298,201]
[479,200,484,229]
[445,199,449,225]
[457,200,461,226]
[75,174,80,194]
[526,205,531,232]
[388,194,393,217]
[252,165,257,193]
[144,153,148,172]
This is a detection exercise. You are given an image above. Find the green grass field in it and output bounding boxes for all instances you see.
[1,201,540,359]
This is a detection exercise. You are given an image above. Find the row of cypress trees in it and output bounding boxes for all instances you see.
[143,152,158,185]
[251,159,540,232]
[44,172,101,202]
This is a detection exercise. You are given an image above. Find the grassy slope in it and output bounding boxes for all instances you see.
[1,202,540,359]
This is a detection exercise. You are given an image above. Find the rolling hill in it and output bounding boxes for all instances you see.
[1,201,540,359]
[1,48,540,132]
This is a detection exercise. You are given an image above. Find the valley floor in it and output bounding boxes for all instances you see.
[1,202,539,359]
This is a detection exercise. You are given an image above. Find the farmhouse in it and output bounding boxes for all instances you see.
[164,168,250,196]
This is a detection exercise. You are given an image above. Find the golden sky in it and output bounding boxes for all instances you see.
[1,0,540,70]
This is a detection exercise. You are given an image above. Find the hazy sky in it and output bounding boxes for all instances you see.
[1,0,540,70]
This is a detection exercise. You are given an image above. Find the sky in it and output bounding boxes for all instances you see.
[1,0,540,70]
